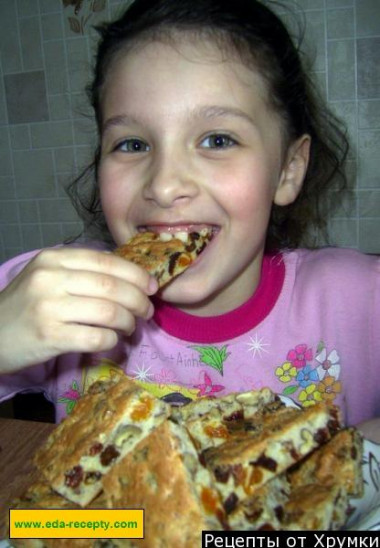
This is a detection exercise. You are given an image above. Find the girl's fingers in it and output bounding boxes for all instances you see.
[52,323,120,354]
[34,248,156,294]
[62,270,154,320]
[58,295,140,334]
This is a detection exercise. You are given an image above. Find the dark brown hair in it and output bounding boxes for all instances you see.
[69,0,349,250]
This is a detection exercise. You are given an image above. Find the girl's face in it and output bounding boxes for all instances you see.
[99,38,304,315]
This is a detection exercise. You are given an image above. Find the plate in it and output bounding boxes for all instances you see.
[346,438,380,530]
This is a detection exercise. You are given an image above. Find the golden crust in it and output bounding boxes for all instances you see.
[288,427,364,497]
[34,374,170,506]
[102,421,225,547]
[281,484,349,530]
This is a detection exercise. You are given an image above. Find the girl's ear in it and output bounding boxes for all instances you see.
[274,134,311,206]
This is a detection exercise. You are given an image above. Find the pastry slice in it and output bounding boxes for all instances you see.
[226,474,290,531]
[288,427,364,498]
[172,387,282,451]
[34,374,170,506]
[102,420,226,547]
[172,387,279,424]
[202,403,341,502]
[281,483,349,530]
[114,229,212,287]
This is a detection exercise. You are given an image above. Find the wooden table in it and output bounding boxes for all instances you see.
[0,418,55,536]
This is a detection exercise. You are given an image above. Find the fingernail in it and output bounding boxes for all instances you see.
[147,276,158,295]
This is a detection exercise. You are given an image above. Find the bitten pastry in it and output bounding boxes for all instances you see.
[114,229,212,287]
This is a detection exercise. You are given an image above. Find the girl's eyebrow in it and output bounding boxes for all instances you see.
[192,105,256,126]
[101,105,256,134]
[101,114,139,134]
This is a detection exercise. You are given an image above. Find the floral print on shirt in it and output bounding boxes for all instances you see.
[275,341,342,407]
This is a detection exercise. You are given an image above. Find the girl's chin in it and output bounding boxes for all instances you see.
[157,276,213,307]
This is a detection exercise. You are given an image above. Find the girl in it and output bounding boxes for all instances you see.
[0,0,379,439]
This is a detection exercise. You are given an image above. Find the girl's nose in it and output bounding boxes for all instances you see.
[143,152,199,208]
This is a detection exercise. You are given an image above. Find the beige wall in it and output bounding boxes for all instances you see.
[0,0,379,262]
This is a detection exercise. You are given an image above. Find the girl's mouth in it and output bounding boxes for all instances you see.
[137,224,219,243]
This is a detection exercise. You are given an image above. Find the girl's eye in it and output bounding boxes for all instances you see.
[200,134,237,149]
[114,139,150,153]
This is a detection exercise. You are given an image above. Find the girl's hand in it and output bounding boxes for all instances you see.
[0,247,158,374]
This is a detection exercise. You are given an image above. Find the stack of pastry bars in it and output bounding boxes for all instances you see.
[8,374,364,548]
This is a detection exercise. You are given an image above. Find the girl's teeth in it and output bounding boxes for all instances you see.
[158,231,189,243]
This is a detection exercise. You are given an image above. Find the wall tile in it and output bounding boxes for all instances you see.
[0,128,13,178]
[61,221,84,243]
[40,222,64,247]
[30,121,74,148]
[358,158,380,189]
[1,224,22,247]
[304,10,326,72]
[328,219,358,248]
[359,190,380,217]
[327,0,354,6]
[13,149,56,199]
[357,38,380,99]
[10,125,31,150]
[356,0,380,38]
[329,101,357,159]
[73,117,98,147]
[43,41,68,94]
[358,131,380,189]
[19,16,43,70]
[17,0,39,18]
[54,147,76,173]
[48,93,72,121]
[0,201,18,224]
[327,8,354,39]
[0,64,7,125]
[21,223,43,250]
[4,71,49,124]
[358,100,380,129]
[41,13,64,42]
[39,198,79,223]
[39,0,62,14]
[0,177,16,200]
[327,40,356,100]
[66,37,91,93]
[0,1,22,73]
[18,200,40,223]
[359,219,380,253]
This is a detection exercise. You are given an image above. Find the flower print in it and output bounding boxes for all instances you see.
[296,364,319,388]
[58,379,81,415]
[275,361,297,383]
[315,347,341,381]
[154,368,177,387]
[287,344,313,369]
[298,383,322,407]
[194,372,225,397]
[318,375,342,402]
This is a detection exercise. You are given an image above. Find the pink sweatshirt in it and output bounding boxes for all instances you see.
[0,246,379,426]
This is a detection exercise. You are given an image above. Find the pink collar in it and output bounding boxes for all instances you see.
[152,253,285,343]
